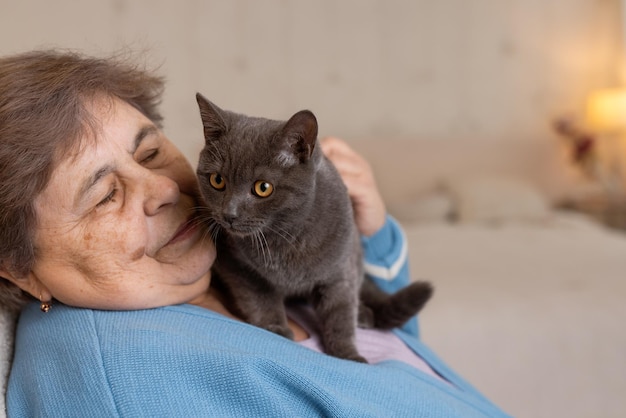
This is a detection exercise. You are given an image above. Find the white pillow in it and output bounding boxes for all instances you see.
[0,307,17,414]
[388,189,454,224]
[444,176,552,224]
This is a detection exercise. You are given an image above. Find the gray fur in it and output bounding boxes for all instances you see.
[195,93,432,363]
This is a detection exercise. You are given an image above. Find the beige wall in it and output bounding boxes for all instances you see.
[0,0,622,165]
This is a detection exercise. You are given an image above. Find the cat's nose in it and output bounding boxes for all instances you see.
[222,213,237,226]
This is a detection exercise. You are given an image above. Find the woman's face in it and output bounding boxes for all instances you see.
[29,96,215,310]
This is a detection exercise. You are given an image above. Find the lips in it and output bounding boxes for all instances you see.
[166,215,199,246]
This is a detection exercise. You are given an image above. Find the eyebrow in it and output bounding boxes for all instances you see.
[76,124,158,205]
[133,125,158,153]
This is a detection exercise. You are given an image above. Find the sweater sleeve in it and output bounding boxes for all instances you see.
[360,215,410,292]
[360,215,420,337]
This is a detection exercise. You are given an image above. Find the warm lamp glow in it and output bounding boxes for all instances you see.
[586,88,626,133]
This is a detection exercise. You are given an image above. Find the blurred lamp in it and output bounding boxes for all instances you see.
[585,88,626,133]
[584,88,626,193]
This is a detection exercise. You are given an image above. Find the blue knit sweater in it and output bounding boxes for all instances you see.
[7,217,510,417]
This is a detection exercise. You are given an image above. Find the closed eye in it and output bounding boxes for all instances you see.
[97,188,117,207]
[140,149,159,164]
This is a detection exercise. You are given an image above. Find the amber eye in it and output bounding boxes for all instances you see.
[209,173,225,190]
[253,180,274,197]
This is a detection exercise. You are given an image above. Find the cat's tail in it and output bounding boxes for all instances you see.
[358,278,433,330]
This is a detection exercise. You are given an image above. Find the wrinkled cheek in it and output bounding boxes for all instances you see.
[83,225,145,260]
[60,228,144,293]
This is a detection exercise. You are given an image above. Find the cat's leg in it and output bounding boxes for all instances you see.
[214,266,294,339]
[312,282,367,363]
[248,290,294,340]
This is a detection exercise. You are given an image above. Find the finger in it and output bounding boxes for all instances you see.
[321,137,359,159]
[324,145,370,173]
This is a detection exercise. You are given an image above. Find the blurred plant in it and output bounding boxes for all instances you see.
[553,116,598,179]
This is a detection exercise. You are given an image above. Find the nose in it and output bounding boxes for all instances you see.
[144,172,180,215]
[222,200,239,226]
[222,213,237,226]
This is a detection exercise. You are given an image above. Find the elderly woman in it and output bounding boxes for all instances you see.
[0,50,509,417]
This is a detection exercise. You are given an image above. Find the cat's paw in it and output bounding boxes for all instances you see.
[345,353,368,364]
[357,304,375,329]
[341,353,367,364]
[328,346,368,363]
[267,324,295,340]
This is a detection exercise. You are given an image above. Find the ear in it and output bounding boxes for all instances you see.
[279,110,318,164]
[196,93,227,142]
[0,267,51,302]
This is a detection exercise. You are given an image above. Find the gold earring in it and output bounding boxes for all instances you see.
[39,295,51,313]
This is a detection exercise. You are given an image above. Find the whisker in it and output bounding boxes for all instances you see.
[273,225,295,241]
[251,232,262,261]
[266,225,297,251]
[258,230,272,267]
[212,226,219,241]
[192,213,221,244]
[252,231,269,267]
[208,221,221,243]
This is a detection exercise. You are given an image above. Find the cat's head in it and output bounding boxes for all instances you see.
[195,93,321,238]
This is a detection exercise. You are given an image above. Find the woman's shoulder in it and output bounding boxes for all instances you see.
[10,303,510,417]
[17,302,242,344]
[15,301,305,361]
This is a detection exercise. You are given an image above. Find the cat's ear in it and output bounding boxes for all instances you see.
[196,93,227,142]
[279,110,318,165]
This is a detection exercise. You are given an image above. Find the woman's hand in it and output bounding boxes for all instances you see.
[321,137,386,237]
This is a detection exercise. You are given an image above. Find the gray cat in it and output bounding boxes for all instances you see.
[195,93,432,362]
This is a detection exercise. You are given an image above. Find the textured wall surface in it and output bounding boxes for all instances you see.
[0,0,621,163]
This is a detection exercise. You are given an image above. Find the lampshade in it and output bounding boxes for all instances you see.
[585,88,626,133]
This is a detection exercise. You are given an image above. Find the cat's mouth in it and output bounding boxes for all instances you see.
[216,219,258,237]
